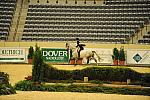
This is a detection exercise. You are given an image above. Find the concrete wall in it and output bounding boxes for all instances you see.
[0,42,150,50]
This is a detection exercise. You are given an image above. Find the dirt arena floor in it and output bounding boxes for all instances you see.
[0,64,150,100]
[0,91,150,100]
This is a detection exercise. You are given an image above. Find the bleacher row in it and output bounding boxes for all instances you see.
[105,0,150,5]
[25,21,144,28]
[28,8,150,13]
[22,32,126,43]
[22,0,150,43]
[26,16,149,22]
[29,4,150,9]
[0,0,16,41]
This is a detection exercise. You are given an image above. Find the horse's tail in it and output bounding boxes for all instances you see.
[92,51,102,62]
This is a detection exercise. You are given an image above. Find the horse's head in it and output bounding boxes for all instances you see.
[65,42,76,50]
[65,42,78,58]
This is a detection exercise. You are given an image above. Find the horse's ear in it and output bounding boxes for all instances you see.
[66,43,68,46]
[66,43,69,48]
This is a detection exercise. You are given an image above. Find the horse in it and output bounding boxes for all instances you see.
[66,43,102,65]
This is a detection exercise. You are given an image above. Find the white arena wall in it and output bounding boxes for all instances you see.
[0,42,150,65]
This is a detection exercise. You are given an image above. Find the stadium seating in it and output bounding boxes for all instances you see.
[0,0,149,43]
[0,0,17,41]
[21,0,150,43]
[138,31,150,44]
[22,0,150,43]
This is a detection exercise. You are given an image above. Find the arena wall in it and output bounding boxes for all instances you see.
[0,42,150,50]
[1,42,149,65]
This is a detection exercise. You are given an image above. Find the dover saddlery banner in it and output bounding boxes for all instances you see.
[0,48,26,62]
[42,48,69,63]
[127,49,150,65]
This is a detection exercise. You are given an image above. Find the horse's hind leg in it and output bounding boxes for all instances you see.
[93,57,98,66]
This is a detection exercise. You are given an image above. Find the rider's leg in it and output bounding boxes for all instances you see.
[78,49,81,58]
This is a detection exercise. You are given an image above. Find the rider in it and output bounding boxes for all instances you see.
[76,38,86,58]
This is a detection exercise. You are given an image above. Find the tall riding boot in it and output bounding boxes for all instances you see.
[78,51,80,59]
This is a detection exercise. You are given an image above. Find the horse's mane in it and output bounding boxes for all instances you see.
[66,43,76,50]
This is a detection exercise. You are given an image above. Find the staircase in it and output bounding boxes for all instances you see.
[8,0,23,41]
[8,0,29,42]
[129,22,150,44]
[15,0,29,42]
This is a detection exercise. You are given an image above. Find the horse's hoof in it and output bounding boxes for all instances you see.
[74,64,77,66]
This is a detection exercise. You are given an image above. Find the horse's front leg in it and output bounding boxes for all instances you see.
[87,57,90,64]
[74,58,78,66]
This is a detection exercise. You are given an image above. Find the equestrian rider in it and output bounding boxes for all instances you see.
[76,38,86,58]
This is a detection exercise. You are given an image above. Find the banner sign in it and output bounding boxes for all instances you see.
[83,48,113,64]
[42,48,69,63]
[127,50,150,65]
[0,48,26,62]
